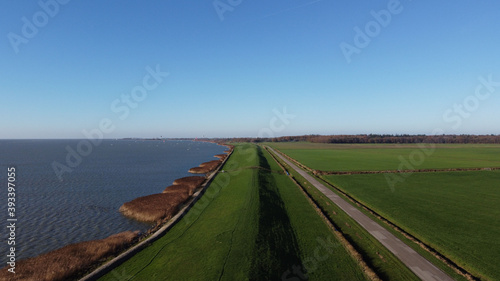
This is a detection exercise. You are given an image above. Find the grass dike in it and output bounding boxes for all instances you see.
[248,147,303,280]
[98,143,369,280]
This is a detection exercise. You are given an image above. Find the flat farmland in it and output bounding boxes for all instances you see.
[269,142,500,280]
[325,171,500,281]
[269,142,500,172]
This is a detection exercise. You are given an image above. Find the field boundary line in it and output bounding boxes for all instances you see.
[269,147,456,281]
[271,147,479,281]
[314,167,500,175]
[264,146,382,281]
[271,149,314,172]
[80,148,234,281]
[315,175,479,281]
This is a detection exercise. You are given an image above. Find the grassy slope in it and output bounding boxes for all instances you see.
[268,148,422,281]
[257,146,367,281]
[270,142,500,171]
[99,144,367,281]
[325,171,500,281]
[100,144,259,281]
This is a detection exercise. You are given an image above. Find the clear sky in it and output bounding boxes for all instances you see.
[1,0,499,139]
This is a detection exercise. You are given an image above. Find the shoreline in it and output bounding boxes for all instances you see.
[80,143,233,281]
[0,142,232,281]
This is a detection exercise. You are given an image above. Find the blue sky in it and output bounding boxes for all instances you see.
[1,0,499,138]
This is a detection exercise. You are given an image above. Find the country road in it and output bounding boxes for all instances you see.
[268,147,455,281]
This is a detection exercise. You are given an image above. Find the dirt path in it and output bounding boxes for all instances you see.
[268,147,455,281]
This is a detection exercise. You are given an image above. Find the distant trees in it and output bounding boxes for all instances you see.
[211,134,500,144]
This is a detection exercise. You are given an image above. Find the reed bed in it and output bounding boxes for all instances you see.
[163,184,194,196]
[188,160,221,174]
[199,160,221,168]
[119,193,189,223]
[0,231,138,281]
[172,176,205,188]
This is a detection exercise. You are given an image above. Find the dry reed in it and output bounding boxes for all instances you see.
[188,160,221,174]
[119,193,189,223]
[0,231,138,281]
[172,176,205,188]
[163,184,193,196]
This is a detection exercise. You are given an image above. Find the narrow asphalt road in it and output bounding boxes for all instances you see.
[269,147,454,281]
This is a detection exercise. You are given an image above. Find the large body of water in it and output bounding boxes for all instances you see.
[0,139,225,260]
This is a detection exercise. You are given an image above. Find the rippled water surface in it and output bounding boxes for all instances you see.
[0,139,225,260]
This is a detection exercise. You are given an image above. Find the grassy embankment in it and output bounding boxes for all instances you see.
[269,142,500,281]
[99,143,368,280]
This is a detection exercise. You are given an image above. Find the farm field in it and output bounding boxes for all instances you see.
[266,148,426,281]
[99,144,368,281]
[269,142,500,280]
[325,171,500,281]
[269,142,500,172]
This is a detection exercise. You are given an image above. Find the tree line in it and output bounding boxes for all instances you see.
[209,134,500,144]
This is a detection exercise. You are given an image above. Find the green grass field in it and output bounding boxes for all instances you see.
[268,142,499,280]
[266,148,425,281]
[325,171,500,281]
[269,142,500,171]
[99,144,368,281]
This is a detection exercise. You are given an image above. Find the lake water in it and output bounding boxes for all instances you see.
[0,139,225,260]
